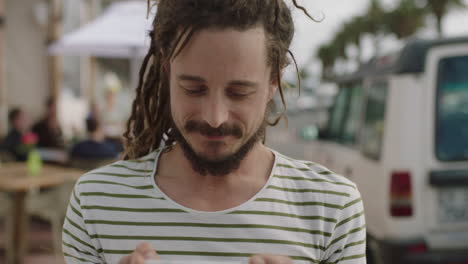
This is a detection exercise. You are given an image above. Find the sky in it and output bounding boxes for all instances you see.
[288,0,468,77]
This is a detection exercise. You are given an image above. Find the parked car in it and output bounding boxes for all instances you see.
[302,37,468,264]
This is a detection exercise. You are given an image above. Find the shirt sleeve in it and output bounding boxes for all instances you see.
[62,181,102,263]
[322,186,367,264]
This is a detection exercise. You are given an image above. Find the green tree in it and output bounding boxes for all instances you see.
[317,44,337,80]
[426,0,466,38]
[343,17,366,64]
[362,0,388,56]
[332,29,349,60]
[386,0,426,39]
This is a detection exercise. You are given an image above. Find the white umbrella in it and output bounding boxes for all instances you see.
[49,0,155,89]
[49,1,154,58]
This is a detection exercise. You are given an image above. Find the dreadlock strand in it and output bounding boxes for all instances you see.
[144,64,157,109]
[123,45,154,158]
[136,47,153,91]
[150,65,163,126]
[147,57,168,152]
[157,79,171,141]
[173,27,197,59]
[288,49,301,96]
[127,60,158,158]
[275,53,288,127]
[142,65,158,130]
[273,0,280,27]
[168,26,190,61]
[291,0,316,21]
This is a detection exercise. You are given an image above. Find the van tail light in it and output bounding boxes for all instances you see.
[390,171,413,217]
[407,243,427,253]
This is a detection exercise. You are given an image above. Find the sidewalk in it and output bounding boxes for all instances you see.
[0,217,63,264]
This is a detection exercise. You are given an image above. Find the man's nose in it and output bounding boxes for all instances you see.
[202,96,229,128]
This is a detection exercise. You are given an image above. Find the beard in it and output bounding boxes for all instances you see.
[171,119,266,177]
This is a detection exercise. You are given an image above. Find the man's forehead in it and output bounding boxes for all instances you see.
[172,26,267,57]
[171,26,269,76]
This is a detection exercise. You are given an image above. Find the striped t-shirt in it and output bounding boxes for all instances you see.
[63,149,366,264]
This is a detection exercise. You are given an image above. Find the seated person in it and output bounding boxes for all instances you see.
[32,97,66,149]
[101,80,127,152]
[70,117,120,160]
[0,108,30,161]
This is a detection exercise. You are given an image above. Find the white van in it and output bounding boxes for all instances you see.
[303,37,468,264]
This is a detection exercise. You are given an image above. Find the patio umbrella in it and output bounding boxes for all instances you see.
[48,0,155,89]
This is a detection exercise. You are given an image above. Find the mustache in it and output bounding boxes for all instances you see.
[184,120,243,138]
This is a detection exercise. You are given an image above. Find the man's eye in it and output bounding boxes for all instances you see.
[184,87,206,95]
[229,93,247,98]
[227,91,251,99]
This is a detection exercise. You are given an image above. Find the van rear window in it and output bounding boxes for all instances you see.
[436,56,468,161]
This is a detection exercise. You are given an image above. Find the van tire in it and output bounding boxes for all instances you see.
[366,235,385,264]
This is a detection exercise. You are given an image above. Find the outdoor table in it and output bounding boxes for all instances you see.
[0,162,84,264]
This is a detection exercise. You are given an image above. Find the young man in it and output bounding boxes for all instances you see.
[0,108,29,161]
[69,117,120,160]
[32,97,66,149]
[63,1,366,264]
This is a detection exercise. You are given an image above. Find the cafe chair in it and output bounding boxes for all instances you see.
[0,193,13,258]
[25,157,115,256]
[26,181,76,257]
[0,152,14,259]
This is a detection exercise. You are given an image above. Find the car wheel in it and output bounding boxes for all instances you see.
[366,236,385,264]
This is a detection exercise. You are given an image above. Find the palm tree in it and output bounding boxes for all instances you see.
[317,44,337,81]
[333,30,349,61]
[316,0,387,79]
[362,0,388,57]
[386,0,426,39]
[341,17,366,64]
[426,0,466,38]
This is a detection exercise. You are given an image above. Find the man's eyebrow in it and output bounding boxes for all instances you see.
[228,80,259,88]
[177,74,258,88]
[177,74,205,82]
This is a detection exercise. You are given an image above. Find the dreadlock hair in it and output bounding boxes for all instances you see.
[123,0,314,160]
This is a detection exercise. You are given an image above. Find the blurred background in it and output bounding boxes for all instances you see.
[0,0,467,263]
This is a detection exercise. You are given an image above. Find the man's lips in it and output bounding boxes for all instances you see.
[201,134,228,140]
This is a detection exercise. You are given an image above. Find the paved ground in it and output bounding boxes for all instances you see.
[266,110,318,160]
[0,217,62,264]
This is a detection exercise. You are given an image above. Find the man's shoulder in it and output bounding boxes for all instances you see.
[70,140,93,151]
[273,152,359,197]
[76,151,157,187]
[1,130,21,144]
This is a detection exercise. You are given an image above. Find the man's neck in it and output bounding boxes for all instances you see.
[156,142,275,211]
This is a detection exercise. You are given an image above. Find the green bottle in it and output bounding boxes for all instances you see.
[27,149,42,176]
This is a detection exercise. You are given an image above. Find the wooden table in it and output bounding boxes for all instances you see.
[0,163,84,264]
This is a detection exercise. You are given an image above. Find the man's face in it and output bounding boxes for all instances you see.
[169,27,276,174]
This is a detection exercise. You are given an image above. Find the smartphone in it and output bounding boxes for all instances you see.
[145,260,244,264]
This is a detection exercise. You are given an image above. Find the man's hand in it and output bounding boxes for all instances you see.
[119,242,160,264]
[249,255,293,264]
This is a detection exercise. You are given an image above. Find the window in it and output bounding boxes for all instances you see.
[360,81,388,160]
[342,84,364,144]
[326,82,363,145]
[328,86,351,140]
[436,56,468,161]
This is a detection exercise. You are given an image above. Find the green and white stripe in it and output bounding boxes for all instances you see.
[63,149,366,264]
